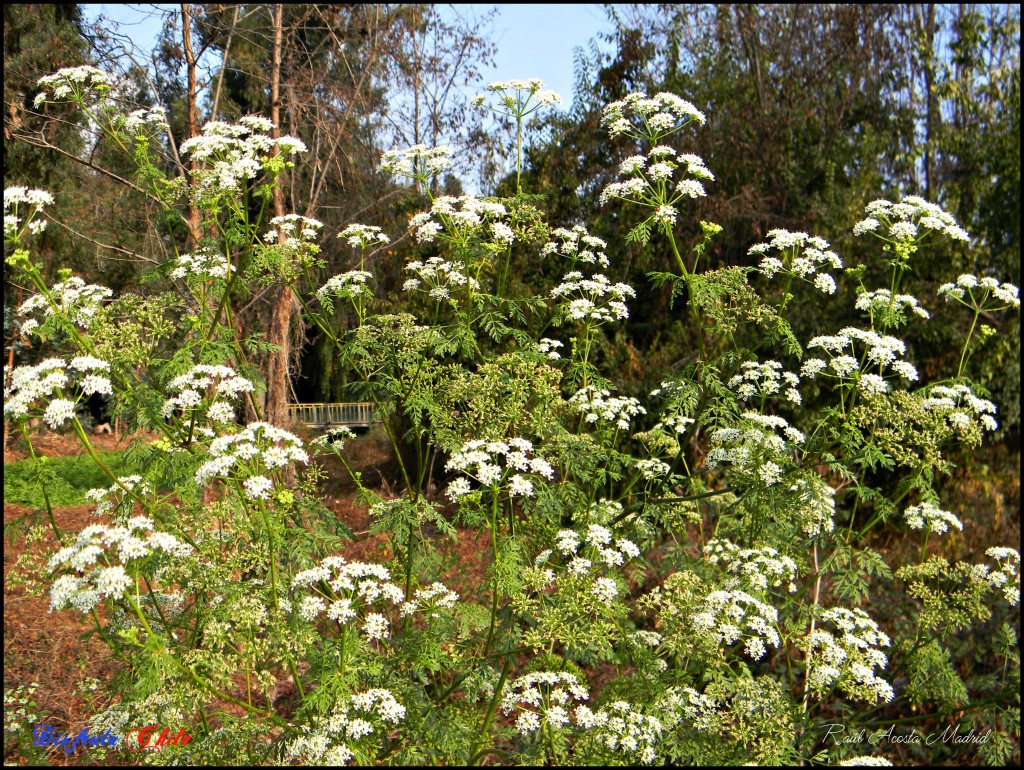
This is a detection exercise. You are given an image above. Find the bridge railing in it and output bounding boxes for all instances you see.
[287,402,376,428]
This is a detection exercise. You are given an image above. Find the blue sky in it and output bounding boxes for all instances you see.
[79,4,614,109]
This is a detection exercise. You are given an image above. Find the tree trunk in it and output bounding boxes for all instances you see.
[181,4,202,245]
[264,3,295,430]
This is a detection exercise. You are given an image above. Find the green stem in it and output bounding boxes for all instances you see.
[18,425,60,539]
[468,657,512,766]
[957,309,981,379]
[482,489,501,658]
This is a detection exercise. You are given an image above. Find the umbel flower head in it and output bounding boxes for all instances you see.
[160,364,255,429]
[748,229,842,295]
[569,385,647,431]
[4,356,113,429]
[35,66,112,107]
[938,273,1020,311]
[17,275,111,333]
[379,144,453,181]
[406,195,509,246]
[48,517,193,613]
[287,688,407,766]
[500,671,589,736]
[291,556,406,640]
[403,257,476,302]
[445,438,554,500]
[542,225,610,269]
[5,186,54,239]
[338,223,390,250]
[804,607,894,703]
[179,116,306,195]
[853,195,969,244]
[551,272,636,324]
[602,90,705,142]
[803,326,919,396]
[169,247,234,282]
[193,421,308,491]
[903,502,963,535]
[473,78,563,116]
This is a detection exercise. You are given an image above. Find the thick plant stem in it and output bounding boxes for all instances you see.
[482,489,501,658]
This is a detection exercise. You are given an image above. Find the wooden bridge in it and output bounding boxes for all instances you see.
[288,402,376,429]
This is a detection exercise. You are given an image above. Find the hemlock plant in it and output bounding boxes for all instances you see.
[3,67,1020,766]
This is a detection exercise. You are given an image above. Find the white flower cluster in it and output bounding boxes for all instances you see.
[748,229,843,295]
[287,688,406,766]
[551,272,635,323]
[728,360,802,404]
[706,412,805,485]
[317,271,374,305]
[48,518,193,613]
[310,426,356,450]
[600,146,713,210]
[500,671,589,736]
[35,66,112,107]
[853,195,969,243]
[478,78,563,108]
[17,276,111,332]
[541,225,610,269]
[264,214,324,258]
[292,556,405,640]
[652,414,695,437]
[169,247,234,281]
[524,525,641,617]
[194,422,308,492]
[179,116,306,194]
[804,327,918,396]
[855,288,930,320]
[5,186,54,237]
[634,458,671,482]
[704,539,798,592]
[407,195,508,244]
[903,502,963,535]
[690,589,781,661]
[985,547,1020,606]
[161,364,255,426]
[568,385,647,430]
[445,438,554,499]
[805,607,894,703]
[919,383,999,433]
[4,356,112,428]
[546,524,641,574]
[337,223,389,250]
[536,338,564,360]
[937,273,1020,309]
[400,581,459,618]
[402,257,475,301]
[380,143,453,179]
[112,106,168,138]
[85,475,152,519]
[575,700,663,764]
[601,91,706,140]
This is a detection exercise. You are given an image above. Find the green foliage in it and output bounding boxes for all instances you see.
[3,451,132,508]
